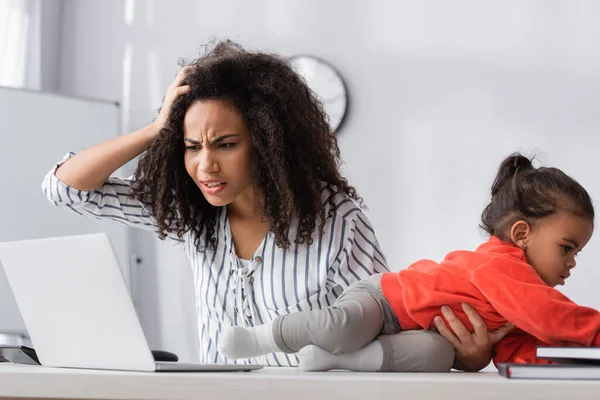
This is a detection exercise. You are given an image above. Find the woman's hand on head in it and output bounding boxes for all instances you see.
[433,303,514,372]
[153,66,192,132]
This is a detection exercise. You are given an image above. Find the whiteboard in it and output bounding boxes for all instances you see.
[0,86,130,335]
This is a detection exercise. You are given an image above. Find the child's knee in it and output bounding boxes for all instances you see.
[320,307,381,354]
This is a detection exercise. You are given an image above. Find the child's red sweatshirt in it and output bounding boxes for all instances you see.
[381,237,600,365]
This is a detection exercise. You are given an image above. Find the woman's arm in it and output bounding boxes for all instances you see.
[55,67,191,191]
[54,124,159,191]
[42,67,192,239]
[434,303,513,371]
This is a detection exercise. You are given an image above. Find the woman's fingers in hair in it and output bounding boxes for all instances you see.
[171,67,192,96]
[175,85,191,96]
[167,66,192,95]
[172,66,192,88]
[154,67,193,131]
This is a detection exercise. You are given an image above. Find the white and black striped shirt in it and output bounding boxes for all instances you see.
[42,153,390,366]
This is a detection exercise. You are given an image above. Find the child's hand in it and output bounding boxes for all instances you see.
[433,303,514,372]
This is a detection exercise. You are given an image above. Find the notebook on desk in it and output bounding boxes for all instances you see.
[498,363,600,380]
[0,233,262,373]
[498,347,600,380]
[536,347,600,364]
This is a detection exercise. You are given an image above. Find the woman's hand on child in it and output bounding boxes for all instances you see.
[153,66,192,132]
[433,303,514,372]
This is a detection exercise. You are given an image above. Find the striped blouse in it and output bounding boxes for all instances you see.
[42,153,390,366]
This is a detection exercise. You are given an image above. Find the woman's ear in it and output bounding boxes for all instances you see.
[509,220,531,250]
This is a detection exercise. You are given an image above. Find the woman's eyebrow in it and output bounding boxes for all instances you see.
[210,134,239,144]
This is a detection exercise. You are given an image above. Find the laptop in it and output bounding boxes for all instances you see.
[0,233,262,372]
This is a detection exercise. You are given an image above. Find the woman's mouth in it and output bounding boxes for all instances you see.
[200,180,227,194]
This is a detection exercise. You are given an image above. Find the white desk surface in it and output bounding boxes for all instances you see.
[0,363,599,400]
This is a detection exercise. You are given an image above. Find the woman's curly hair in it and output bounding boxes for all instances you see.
[131,40,361,252]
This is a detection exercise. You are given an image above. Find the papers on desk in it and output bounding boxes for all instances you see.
[498,346,600,380]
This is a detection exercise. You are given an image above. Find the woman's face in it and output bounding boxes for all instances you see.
[183,100,254,208]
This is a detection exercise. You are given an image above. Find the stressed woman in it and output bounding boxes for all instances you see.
[42,40,509,370]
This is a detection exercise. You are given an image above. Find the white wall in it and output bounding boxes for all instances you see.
[40,0,63,91]
[53,0,600,362]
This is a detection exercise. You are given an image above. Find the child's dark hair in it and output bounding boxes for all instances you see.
[481,153,594,239]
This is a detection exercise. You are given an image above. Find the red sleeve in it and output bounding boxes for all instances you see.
[493,328,555,366]
[471,258,600,350]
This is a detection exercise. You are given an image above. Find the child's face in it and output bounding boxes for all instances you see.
[525,211,594,287]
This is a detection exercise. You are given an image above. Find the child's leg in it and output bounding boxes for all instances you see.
[377,330,455,372]
[297,273,399,371]
[297,341,384,372]
[219,274,386,359]
[297,331,455,372]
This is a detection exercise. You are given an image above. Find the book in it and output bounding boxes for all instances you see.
[498,363,600,380]
[536,347,600,364]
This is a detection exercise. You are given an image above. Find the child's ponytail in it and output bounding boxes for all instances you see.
[490,154,533,197]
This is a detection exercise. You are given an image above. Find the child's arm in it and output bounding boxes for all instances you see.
[472,260,600,347]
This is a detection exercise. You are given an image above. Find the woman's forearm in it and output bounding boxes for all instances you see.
[55,123,159,190]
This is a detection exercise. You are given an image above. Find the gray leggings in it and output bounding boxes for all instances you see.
[271,274,455,372]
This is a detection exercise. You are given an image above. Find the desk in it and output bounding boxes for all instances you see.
[1,363,599,400]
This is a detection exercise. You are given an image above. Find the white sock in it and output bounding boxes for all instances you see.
[219,324,281,359]
[298,340,384,372]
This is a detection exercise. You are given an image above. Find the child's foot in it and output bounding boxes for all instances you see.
[218,324,280,359]
[298,345,341,371]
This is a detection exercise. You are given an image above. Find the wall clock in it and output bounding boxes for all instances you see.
[290,55,348,134]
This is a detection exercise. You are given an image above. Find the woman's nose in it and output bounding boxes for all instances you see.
[198,151,219,173]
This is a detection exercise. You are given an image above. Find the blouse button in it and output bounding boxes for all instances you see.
[249,276,255,284]
[254,256,262,264]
